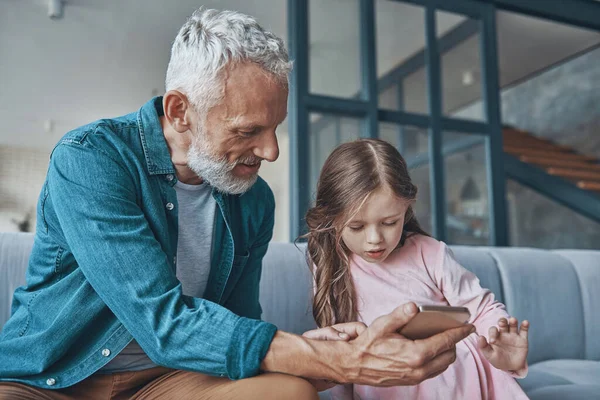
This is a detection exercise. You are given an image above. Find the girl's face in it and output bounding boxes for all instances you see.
[340,185,411,264]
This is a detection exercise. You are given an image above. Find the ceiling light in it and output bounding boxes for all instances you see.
[462,70,475,86]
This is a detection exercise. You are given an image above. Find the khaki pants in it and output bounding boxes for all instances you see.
[0,367,319,400]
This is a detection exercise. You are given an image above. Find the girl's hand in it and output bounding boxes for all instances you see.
[302,322,367,341]
[302,322,367,391]
[477,317,529,374]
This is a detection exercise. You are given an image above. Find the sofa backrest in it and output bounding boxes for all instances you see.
[1,233,599,365]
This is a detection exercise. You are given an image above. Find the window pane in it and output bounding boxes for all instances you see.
[309,114,362,193]
[310,0,361,98]
[498,11,600,159]
[443,131,489,245]
[436,11,485,121]
[376,1,427,114]
[379,122,432,234]
[507,179,600,249]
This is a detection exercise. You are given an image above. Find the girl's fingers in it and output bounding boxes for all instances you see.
[302,326,349,341]
[498,318,509,334]
[477,334,494,358]
[488,326,499,344]
[519,320,530,339]
[508,317,519,334]
[476,334,488,349]
[330,321,368,339]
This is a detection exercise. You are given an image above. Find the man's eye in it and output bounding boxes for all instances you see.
[239,130,257,137]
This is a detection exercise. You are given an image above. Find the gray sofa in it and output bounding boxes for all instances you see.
[2,232,599,399]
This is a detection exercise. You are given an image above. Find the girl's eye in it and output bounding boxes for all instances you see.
[382,221,398,226]
[348,226,363,231]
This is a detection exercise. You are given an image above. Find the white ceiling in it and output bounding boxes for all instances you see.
[1,0,599,151]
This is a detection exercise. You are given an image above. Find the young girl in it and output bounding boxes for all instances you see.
[305,138,529,400]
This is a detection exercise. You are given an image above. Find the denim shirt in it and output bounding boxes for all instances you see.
[0,97,278,389]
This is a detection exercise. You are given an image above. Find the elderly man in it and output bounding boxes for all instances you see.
[0,8,473,399]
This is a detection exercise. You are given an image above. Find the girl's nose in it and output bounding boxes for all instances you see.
[366,228,383,244]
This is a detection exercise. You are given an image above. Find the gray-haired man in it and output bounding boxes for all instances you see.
[0,8,473,399]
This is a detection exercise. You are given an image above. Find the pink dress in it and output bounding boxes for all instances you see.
[330,235,528,400]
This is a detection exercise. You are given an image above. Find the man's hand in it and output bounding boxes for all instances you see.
[333,302,475,386]
[302,322,366,391]
[261,302,474,388]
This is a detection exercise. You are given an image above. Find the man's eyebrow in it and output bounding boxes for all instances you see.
[225,112,288,129]
[224,114,244,125]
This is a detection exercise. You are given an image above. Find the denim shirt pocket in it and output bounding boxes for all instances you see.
[228,250,250,286]
[232,250,250,269]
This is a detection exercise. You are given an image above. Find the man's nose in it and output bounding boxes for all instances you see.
[254,131,279,162]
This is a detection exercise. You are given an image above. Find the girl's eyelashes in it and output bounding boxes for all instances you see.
[347,220,399,231]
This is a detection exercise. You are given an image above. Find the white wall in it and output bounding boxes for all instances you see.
[0,0,291,240]
[259,132,290,242]
[0,147,49,232]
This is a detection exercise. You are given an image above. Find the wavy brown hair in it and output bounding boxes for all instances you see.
[304,138,430,328]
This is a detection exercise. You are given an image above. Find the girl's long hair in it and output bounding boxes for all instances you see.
[304,138,430,328]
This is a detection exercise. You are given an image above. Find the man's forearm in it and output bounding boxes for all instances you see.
[260,330,351,382]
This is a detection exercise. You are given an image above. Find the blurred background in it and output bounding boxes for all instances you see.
[1,0,600,249]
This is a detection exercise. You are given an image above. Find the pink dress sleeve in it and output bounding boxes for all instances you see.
[327,383,355,400]
[427,240,528,378]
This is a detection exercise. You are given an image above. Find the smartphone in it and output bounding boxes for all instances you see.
[399,305,471,340]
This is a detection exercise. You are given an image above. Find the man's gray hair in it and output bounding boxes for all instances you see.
[165,8,291,116]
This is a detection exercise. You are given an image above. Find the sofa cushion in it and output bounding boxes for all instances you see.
[488,248,586,365]
[520,359,600,393]
[527,384,600,400]
[554,250,600,360]
[260,242,316,335]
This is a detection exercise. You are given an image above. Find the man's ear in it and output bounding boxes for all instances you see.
[163,90,193,133]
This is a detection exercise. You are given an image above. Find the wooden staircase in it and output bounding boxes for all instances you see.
[503,127,600,194]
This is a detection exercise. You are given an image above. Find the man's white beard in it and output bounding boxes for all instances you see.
[187,128,259,195]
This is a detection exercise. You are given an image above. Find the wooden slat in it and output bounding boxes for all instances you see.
[502,129,572,150]
[504,146,598,162]
[577,181,600,191]
[547,167,600,181]
[503,128,548,141]
[519,156,600,170]
[504,140,571,152]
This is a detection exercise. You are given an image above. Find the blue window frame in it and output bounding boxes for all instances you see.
[288,0,600,244]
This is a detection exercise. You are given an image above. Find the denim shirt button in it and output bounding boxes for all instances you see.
[101,348,111,357]
[166,202,174,211]
[46,378,56,386]
[166,174,174,182]
[173,256,177,265]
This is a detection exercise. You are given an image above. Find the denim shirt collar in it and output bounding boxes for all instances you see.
[137,96,176,176]
[137,97,227,205]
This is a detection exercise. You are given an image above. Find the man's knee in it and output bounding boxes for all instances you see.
[273,375,319,400]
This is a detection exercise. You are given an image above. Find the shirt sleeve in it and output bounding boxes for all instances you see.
[47,137,276,380]
[430,240,528,378]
